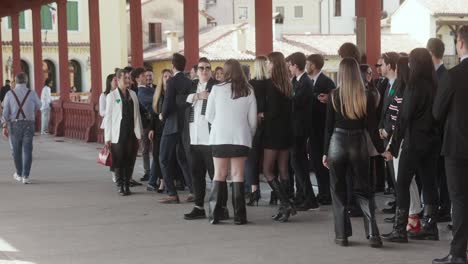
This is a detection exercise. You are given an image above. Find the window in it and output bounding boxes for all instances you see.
[276,6,285,18]
[7,12,26,29]
[294,6,303,18]
[238,7,248,20]
[148,22,162,46]
[41,5,53,30]
[67,1,79,31]
[334,0,341,17]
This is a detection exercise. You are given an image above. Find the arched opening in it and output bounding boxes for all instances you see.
[69,60,82,93]
[43,60,57,93]
[20,60,30,88]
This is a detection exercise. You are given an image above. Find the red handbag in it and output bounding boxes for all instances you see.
[97,145,112,166]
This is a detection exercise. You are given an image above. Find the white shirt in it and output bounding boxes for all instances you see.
[461,55,468,62]
[205,82,257,148]
[40,85,53,110]
[187,81,210,145]
[296,71,306,82]
[310,71,322,84]
[388,77,396,95]
[435,62,444,71]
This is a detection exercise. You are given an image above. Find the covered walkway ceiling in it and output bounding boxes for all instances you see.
[0,0,55,18]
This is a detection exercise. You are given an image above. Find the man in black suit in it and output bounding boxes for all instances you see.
[286,52,319,211]
[378,52,400,215]
[158,53,193,204]
[305,54,336,206]
[432,26,468,264]
[427,37,451,223]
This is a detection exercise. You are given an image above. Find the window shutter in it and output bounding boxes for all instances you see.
[41,5,53,30]
[8,12,26,29]
[67,1,79,31]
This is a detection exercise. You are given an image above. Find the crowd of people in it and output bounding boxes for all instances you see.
[2,25,468,264]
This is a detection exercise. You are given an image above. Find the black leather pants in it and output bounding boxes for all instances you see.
[328,129,380,239]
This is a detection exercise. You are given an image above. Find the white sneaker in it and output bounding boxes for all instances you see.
[112,173,116,183]
[13,173,22,182]
[22,178,31,184]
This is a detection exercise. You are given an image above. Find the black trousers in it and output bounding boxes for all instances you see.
[159,133,192,196]
[190,145,214,207]
[291,136,316,203]
[328,130,379,239]
[309,138,330,198]
[148,133,163,186]
[396,147,439,210]
[438,156,451,212]
[445,158,468,258]
[111,134,138,169]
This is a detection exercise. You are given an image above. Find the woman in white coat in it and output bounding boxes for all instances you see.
[205,59,257,225]
[40,79,53,134]
[105,69,143,196]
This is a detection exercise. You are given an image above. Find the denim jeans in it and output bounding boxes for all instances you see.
[9,121,35,178]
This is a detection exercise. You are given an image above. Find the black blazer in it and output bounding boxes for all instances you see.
[161,72,192,136]
[390,79,440,157]
[311,73,336,145]
[292,73,314,137]
[433,59,468,159]
[249,78,267,113]
[436,64,448,82]
[379,79,400,132]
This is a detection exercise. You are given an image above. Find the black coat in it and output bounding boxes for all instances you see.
[379,79,400,133]
[433,59,468,159]
[436,64,448,82]
[310,73,336,148]
[249,79,267,113]
[292,73,314,137]
[0,84,11,103]
[161,72,192,136]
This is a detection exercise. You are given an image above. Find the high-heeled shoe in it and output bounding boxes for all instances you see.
[247,189,260,206]
[406,214,421,233]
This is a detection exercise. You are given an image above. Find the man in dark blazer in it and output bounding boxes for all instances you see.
[158,53,193,204]
[286,52,319,211]
[306,54,336,205]
[432,26,468,264]
[427,37,451,223]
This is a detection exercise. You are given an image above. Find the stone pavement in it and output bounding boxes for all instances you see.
[0,135,452,264]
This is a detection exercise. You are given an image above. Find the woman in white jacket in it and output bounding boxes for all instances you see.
[105,69,143,196]
[40,79,53,134]
[205,59,257,225]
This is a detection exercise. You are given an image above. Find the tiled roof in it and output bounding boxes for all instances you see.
[417,0,468,15]
[143,24,423,62]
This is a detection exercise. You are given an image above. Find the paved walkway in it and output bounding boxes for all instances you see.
[0,135,452,264]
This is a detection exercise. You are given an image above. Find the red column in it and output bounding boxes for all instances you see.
[183,0,199,72]
[32,5,44,96]
[11,13,21,76]
[356,0,381,67]
[129,0,143,67]
[255,0,273,56]
[89,0,102,105]
[57,0,70,101]
[0,18,3,86]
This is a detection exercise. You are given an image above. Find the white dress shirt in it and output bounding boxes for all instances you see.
[40,86,53,111]
[310,71,322,84]
[187,81,210,145]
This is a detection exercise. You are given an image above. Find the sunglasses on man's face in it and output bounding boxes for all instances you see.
[198,66,211,71]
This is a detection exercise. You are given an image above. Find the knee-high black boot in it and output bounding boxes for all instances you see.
[220,181,230,220]
[232,182,247,225]
[208,181,224,224]
[408,205,439,240]
[115,168,125,195]
[382,208,408,243]
[268,178,296,222]
[124,167,132,196]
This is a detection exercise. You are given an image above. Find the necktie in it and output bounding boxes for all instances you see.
[388,83,395,97]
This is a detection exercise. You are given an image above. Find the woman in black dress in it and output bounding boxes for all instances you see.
[262,52,295,222]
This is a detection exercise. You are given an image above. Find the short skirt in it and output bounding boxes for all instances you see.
[211,144,250,158]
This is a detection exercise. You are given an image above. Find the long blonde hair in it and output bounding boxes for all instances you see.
[332,58,367,120]
[152,69,172,113]
[268,52,292,97]
[252,56,269,80]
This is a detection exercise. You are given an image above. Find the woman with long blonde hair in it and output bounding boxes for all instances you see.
[147,69,172,193]
[323,58,384,247]
[262,51,295,222]
[245,56,269,206]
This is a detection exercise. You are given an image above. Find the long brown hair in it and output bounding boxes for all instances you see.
[152,69,172,113]
[223,59,251,99]
[268,52,292,97]
[332,58,367,120]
